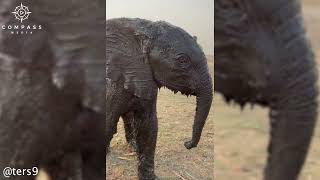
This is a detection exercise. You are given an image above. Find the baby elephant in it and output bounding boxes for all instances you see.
[106,18,213,179]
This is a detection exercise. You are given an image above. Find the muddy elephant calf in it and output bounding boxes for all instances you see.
[106,18,213,180]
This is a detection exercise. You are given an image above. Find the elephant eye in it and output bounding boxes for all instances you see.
[176,54,190,68]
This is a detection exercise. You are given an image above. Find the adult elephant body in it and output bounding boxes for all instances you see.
[215,0,318,179]
[106,18,213,180]
[0,0,105,179]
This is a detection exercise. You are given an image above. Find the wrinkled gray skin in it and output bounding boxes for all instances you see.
[0,0,105,179]
[106,18,213,180]
[215,1,318,180]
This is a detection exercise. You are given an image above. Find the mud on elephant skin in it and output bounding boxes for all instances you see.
[0,0,106,179]
[106,18,213,179]
[215,0,318,180]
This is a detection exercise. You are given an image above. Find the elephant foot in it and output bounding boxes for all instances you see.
[138,172,159,180]
[138,164,158,180]
[184,140,197,150]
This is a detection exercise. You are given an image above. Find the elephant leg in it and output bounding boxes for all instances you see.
[106,93,122,154]
[106,80,130,154]
[135,99,158,180]
[122,112,138,152]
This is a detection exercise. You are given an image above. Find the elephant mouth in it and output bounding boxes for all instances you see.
[158,80,196,96]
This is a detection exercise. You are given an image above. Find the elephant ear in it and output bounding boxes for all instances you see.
[125,32,157,100]
[106,19,157,100]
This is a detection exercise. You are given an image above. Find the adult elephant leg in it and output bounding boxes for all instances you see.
[135,99,158,180]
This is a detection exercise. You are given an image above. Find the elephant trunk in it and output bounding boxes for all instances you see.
[264,9,318,180]
[184,70,213,149]
[265,73,317,180]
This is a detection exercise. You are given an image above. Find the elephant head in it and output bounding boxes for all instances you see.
[106,18,213,149]
[147,22,213,149]
[215,0,318,179]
